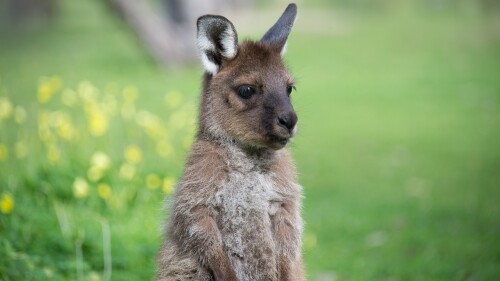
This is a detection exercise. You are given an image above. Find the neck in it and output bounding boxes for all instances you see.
[197,128,277,172]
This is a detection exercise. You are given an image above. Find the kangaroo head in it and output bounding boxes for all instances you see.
[196,4,298,151]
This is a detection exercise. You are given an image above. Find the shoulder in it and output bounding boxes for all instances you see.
[186,139,227,169]
[178,139,229,192]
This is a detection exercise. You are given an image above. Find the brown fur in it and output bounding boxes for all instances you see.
[156,5,304,281]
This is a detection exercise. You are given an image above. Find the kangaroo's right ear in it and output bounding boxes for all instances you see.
[261,3,297,56]
[197,15,238,75]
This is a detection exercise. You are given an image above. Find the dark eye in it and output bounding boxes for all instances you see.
[286,85,296,96]
[237,85,255,99]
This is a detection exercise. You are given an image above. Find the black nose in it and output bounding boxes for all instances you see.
[277,111,297,132]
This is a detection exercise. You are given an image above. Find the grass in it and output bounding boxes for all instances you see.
[291,6,500,280]
[1,0,499,280]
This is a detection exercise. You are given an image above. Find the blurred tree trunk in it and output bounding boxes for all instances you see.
[110,0,195,68]
[5,0,57,26]
[110,0,252,69]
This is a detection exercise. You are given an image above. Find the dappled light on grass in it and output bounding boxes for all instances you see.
[0,77,195,280]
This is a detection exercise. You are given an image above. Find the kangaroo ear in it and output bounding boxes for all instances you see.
[197,15,238,75]
[261,3,297,56]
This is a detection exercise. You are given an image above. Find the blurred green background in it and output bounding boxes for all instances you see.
[1,0,499,280]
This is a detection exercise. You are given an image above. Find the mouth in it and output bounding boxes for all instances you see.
[276,137,289,146]
[268,135,290,149]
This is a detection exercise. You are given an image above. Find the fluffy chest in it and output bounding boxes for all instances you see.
[214,170,282,265]
[214,171,283,219]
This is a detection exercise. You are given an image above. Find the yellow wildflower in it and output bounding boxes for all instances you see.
[88,166,104,182]
[102,94,118,116]
[97,183,112,200]
[156,140,173,158]
[38,84,53,103]
[15,141,29,159]
[120,86,138,120]
[162,177,176,194]
[122,85,138,104]
[0,143,8,162]
[37,76,62,103]
[164,91,182,109]
[136,111,167,140]
[14,106,27,124]
[169,104,196,130]
[87,110,108,137]
[91,151,111,171]
[0,96,13,121]
[119,163,136,180]
[38,111,58,143]
[0,193,14,214]
[146,126,166,141]
[73,177,89,199]
[47,145,60,165]
[54,112,74,140]
[124,145,142,164]
[88,151,111,181]
[39,128,56,144]
[57,122,75,140]
[135,110,154,127]
[78,81,98,102]
[146,173,162,189]
[38,110,50,130]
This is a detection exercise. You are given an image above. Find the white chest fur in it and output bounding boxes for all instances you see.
[214,169,282,278]
[213,144,286,219]
[215,171,282,217]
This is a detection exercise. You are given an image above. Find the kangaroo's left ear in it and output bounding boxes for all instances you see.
[261,3,297,56]
[197,15,238,75]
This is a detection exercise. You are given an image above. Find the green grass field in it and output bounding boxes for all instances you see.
[1,0,499,280]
